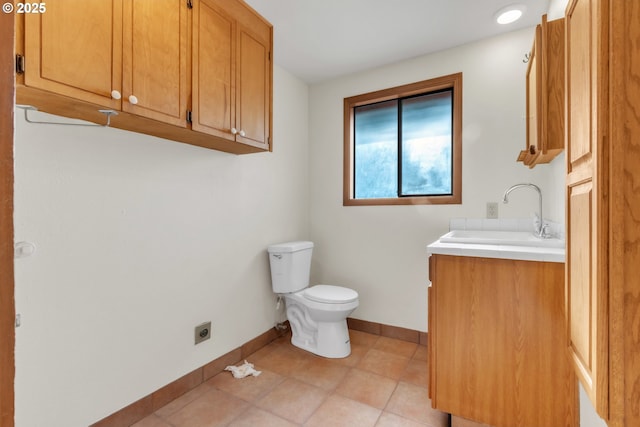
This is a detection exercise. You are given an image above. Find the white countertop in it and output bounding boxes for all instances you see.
[427,238,565,263]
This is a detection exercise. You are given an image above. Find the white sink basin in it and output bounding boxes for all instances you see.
[439,230,565,248]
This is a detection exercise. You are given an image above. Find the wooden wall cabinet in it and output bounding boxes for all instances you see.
[565,0,640,425]
[122,0,189,127]
[192,0,271,150]
[16,0,272,155]
[518,15,565,167]
[428,254,577,427]
[21,0,124,110]
[22,0,188,126]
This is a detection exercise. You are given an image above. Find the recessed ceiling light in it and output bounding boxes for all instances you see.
[495,4,526,25]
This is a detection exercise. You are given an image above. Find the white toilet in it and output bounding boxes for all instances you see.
[267,241,359,358]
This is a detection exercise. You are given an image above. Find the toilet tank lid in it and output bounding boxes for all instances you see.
[268,241,314,253]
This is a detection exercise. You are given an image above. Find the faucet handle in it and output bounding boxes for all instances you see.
[541,223,552,239]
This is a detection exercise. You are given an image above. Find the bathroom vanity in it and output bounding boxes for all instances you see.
[427,230,577,427]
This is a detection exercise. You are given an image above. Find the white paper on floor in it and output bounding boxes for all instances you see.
[224,360,262,378]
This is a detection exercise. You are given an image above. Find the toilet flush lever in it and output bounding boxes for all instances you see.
[272,254,282,259]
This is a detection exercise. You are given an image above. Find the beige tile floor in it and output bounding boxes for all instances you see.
[132,330,449,427]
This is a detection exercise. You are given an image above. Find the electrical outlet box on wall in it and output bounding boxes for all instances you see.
[194,322,211,345]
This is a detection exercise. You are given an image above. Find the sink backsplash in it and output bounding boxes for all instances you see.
[449,217,565,240]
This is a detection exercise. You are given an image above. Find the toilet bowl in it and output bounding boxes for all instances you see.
[284,285,359,358]
[268,241,359,358]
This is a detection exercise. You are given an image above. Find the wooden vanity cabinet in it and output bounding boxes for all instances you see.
[428,254,577,427]
[518,15,564,167]
[16,0,272,155]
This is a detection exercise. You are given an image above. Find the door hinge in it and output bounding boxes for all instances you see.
[15,54,25,74]
[186,110,192,123]
[187,0,193,9]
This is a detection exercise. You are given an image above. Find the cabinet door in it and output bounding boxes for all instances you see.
[235,22,271,149]
[431,255,576,427]
[519,16,564,167]
[427,255,435,401]
[192,0,236,141]
[24,0,122,109]
[525,24,541,161]
[193,0,271,150]
[122,0,188,127]
[565,0,609,419]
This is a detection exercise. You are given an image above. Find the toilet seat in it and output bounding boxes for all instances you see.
[304,285,358,304]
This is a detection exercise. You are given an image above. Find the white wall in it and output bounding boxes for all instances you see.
[308,27,558,332]
[13,65,309,426]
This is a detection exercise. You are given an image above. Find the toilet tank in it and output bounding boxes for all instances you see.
[267,241,313,293]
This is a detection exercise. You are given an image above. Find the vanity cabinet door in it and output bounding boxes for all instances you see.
[429,255,577,427]
[427,255,435,401]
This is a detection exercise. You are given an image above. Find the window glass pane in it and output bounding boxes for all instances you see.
[354,100,398,199]
[400,90,452,196]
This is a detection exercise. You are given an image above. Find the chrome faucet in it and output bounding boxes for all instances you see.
[502,183,547,238]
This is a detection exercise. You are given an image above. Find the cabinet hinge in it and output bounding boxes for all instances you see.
[186,110,192,123]
[15,54,25,74]
[187,0,193,9]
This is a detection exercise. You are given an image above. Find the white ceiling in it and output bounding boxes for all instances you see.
[244,0,551,84]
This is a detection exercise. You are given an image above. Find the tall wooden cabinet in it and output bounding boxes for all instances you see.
[565,0,609,418]
[565,0,640,425]
[16,0,272,154]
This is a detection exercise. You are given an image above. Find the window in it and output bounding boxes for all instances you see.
[343,73,462,206]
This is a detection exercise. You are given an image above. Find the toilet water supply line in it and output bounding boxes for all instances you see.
[275,296,288,332]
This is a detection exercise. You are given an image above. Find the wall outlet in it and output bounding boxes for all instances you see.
[194,321,211,345]
[486,202,499,219]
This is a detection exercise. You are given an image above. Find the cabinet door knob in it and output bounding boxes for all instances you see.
[231,127,238,135]
[128,95,138,105]
[239,130,246,137]
[111,90,121,100]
